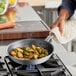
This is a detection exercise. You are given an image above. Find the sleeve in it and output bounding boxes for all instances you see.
[58,0,75,18]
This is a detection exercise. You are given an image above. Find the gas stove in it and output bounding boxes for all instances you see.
[0,53,72,76]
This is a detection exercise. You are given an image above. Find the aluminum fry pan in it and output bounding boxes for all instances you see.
[7,39,54,65]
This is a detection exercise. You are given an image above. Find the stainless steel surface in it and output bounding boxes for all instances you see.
[45,34,54,42]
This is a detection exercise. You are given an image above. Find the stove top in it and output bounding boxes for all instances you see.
[0,54,71,76]
[0,56,9,76]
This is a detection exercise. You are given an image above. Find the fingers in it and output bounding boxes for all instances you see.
[59,24,64,35]
[50,17,65,35]
[58,20,65,35]
[50,22,58,29]
[50,24,56,29]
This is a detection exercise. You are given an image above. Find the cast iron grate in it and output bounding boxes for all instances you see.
[4,54,71,76]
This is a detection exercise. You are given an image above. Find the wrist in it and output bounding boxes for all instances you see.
[58,16,66,22]
[59,9,70,20]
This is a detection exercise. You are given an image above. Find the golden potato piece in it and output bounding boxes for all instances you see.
[39,54,45,58]
[16,47,23,53]
[28,53,34,59]
[32,45,36,50]
[10,51,16,56]
[17,52,23,58]
[28,48,34,52]
[33,54,38,59]
[26,47,30,51]
[11,44,48,60]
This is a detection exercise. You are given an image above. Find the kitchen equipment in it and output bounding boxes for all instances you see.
[4,54,71,76]
[0,56,8,76]
[7,38,53,65]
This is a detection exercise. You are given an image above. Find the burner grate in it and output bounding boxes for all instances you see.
[4,54,71,76]
[0,56,8,76]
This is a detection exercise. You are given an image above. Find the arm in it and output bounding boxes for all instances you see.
[58,0,75,20]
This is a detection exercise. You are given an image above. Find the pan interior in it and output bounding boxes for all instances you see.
[8,39,53,55]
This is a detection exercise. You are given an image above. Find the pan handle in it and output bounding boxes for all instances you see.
[41,20,54,42]
[45,33,54,42]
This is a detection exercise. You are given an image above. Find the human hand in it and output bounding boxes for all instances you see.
[50,9,70,35]
[50,17,65,35]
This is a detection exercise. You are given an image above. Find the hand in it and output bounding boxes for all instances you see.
[50,9,70,35]
[50,17,65,35]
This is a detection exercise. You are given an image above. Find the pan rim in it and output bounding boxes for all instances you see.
[7,38,53,47]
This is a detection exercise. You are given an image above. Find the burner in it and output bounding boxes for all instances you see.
[4,54,71,76]
[26,65,35,70]
[0,56,8,76]
[25,64,44,70]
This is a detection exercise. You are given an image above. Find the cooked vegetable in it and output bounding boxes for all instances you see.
[16,47,24,53]
[23,51,29,56]
[10,50,16,56]
[17,52,23,58]
[39,54,45,58]
[45,50,48,56]
[32,45,36,50]
[33,54,38,59]
[10,45,48,60]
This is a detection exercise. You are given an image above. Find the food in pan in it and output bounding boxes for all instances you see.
[10,45,48,60]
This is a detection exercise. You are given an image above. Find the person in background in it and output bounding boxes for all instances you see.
[50,0,76,34]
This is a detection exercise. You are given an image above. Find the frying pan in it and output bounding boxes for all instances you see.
[7,37,54,65]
